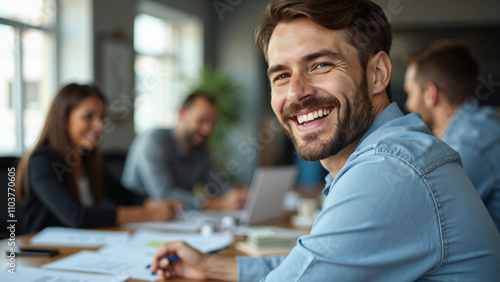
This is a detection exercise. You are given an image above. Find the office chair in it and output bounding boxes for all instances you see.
[102,151,128,185]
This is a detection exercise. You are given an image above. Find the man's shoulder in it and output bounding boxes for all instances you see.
[355,114,461,175]
[141,128,173,140]
[132,128,174,147]
[446,105,500,147]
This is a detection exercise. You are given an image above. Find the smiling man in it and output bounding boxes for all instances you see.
[150,1,500,281]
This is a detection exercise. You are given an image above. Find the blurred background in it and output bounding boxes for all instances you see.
[1,0,499,189]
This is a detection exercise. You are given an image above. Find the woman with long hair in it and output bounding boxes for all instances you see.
[16,83,175,234]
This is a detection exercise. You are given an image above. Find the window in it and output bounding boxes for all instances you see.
[0,0,57,155]
[134,1,203,134]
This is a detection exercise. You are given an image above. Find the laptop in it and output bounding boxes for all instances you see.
[238,166,298,226]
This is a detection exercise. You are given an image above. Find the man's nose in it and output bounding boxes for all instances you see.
[287,72,315,103]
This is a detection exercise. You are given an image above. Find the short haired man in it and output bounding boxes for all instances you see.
[150,1,500,281]
[404,41,500,231]
[122,93,248,210]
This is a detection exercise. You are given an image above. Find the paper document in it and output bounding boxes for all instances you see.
[31,227,130,247]
[130,229,234,253]
[42,250,159,281]
[0,266,129,282]
[123,213,205,232]
[99,243,159,258]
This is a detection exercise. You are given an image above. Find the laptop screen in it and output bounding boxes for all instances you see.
[240,166,298,225]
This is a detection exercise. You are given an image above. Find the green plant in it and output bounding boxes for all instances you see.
[189,65,242,167]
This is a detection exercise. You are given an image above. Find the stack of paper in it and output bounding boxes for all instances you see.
[236,228,298,257]
[246,229,294,248]
[42,250,158,281]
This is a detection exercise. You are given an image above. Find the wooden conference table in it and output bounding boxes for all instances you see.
[0,217,310,282]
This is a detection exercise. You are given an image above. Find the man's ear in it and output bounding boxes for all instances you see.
[423,82,439,108]
[368,51,391,97]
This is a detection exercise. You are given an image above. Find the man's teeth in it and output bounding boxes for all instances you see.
[297,109,331,124]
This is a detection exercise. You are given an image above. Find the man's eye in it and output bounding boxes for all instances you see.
[315,63,332,69]
[273,73,288,82]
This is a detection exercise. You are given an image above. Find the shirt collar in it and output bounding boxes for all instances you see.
[356,102,404,147]
[323,173,335,197]
[442,98,479,140]
[322,102,403,197]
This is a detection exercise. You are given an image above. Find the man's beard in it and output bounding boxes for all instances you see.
[280,74,374,161]
[183,129,207,151]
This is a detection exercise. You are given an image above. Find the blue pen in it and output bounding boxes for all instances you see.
[146,254,180,271]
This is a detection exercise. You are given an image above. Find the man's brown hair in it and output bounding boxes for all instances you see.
[255,0,393,101]
[182,93,216,110]
[404,40,479,106]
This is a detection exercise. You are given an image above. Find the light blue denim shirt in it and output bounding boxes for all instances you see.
[442,100,500,232]
[237,103,500,281]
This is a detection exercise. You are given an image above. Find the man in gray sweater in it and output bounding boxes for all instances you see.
[122,93,247,210]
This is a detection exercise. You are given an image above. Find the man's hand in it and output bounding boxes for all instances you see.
[205,188,249,210]
[151,241,209,280]
[151,241,238,281]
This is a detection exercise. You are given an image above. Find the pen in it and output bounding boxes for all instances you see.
[146,254,180,270]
